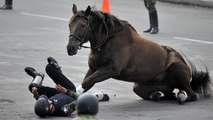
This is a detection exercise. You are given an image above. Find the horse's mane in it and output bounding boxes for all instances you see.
[102,12,127,28]
[75,8,136,33]
[93,11,127,30]
[103,12,137,32]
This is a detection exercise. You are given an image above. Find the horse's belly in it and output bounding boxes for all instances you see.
[116,71,160,82]
[117,57,168,82]
[119,47,168,82]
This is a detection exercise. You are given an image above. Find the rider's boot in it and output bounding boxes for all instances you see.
[47,56,62,72]
[25,67,44,99]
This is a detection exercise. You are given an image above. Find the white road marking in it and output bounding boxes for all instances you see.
[0,62,9,64]
[174,37,213,45]
[20,12,69,21]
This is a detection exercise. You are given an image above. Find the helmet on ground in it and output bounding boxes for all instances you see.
[76,93,98,115]
[34,95,51,117]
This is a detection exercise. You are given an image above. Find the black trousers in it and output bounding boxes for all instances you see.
[36,64,76,98]
[5,0,13,5]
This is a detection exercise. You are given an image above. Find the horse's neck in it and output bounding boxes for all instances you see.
[107,21,129,38]
[127,25,151,43]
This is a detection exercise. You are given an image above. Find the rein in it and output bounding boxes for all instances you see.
[89,17,108,50]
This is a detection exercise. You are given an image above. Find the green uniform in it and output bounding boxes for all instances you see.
[144,0,157,11]
[60,90,81,115]
[73,115,102,120]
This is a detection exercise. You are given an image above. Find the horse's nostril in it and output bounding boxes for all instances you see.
[67,45,78,55]
[67,45,74,51]
[70,46,75,51]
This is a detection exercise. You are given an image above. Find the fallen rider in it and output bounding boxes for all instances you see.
[25,57,109,117]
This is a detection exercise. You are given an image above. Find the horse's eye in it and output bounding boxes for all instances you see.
[80,24,86,28]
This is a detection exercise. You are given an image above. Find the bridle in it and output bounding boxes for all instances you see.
[69,14,109,50]
[69,15,91,49]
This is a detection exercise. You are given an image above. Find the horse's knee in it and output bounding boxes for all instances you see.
[133,85,142,97]
[133,84,150,100]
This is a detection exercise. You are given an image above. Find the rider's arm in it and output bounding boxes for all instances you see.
[65,90,78,100]
[60,101,76,116]
[56,84,78,100]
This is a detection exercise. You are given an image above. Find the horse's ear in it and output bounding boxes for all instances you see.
[72,4,78,14]
[84,6,91,17]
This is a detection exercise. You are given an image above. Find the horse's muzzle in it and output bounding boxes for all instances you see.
[67,45,78,56]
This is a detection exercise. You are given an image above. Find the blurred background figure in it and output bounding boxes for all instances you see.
[143,0,159,34]
[74,94,102,120]
[0,0,13,10]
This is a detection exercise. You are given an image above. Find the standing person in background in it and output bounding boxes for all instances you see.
[0,0,13,10]
[143,0,159,34]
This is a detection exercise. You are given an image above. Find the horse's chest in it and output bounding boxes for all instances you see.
[88,54,107,70]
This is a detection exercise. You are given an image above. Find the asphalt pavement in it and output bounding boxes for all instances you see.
[0,0,213,120]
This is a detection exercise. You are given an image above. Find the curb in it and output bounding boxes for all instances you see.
[158,0,213,8]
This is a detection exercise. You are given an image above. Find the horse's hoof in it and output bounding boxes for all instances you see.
[150,91,164,102]
[177,90,187,104]
[94,93,110,101]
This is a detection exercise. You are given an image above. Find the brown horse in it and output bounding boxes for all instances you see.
[67,4,211,104]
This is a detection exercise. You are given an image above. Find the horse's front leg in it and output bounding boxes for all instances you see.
[83,69,94,80]
[76,67,116,94]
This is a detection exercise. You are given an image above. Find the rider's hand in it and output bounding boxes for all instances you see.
[31,87,38,94]
[56,84,68,93]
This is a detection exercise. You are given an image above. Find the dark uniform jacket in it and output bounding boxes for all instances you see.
[49,90,77,116]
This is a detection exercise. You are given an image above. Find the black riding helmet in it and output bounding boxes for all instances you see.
[34,95,51,117]
[76,93,98,115]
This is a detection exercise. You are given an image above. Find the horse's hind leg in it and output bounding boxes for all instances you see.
[133,83,175,101]
[168,62,197,103]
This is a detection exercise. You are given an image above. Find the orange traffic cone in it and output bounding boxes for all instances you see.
[101,0,110,13]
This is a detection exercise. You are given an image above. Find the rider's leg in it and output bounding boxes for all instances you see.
[45,57,76,92]
[36,86,58,98]
[25,67,58,99]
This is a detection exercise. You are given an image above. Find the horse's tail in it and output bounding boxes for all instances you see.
[187,60,212,96]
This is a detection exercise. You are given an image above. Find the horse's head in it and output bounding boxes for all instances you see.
[67,4,108,56]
